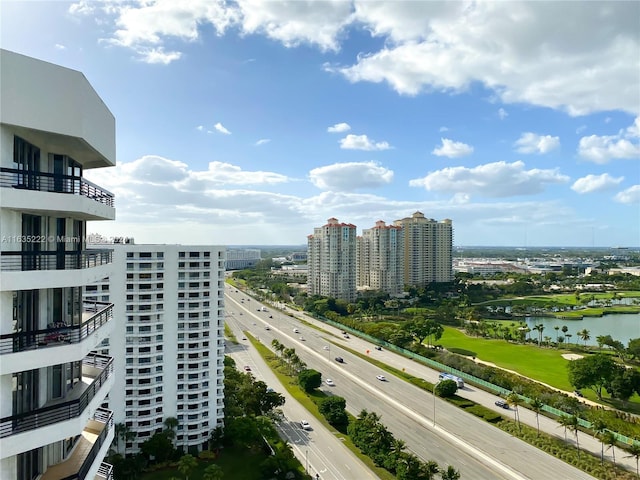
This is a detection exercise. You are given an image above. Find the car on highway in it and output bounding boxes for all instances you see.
[293,328,300,333]
[269,315,272,318]
[376,374,387,381]
[299,336,305,341]
[374,346,382,351]
[265,325,270,330]
[300,420,311,430]
[495,399,509,409]
[243,365,252,372]
[334,356,344,363]
[322,345,329,350]
[343,334,350,339]
[242,336,247,340]
[325,379,335,386]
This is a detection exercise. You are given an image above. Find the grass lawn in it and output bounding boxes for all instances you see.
[439,327,576,390]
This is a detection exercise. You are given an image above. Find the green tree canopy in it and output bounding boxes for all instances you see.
[298,369,322,392]
[567,354,617,399]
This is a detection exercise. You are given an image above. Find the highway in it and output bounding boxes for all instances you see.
[225,311,378,480]
[224,287,602,479]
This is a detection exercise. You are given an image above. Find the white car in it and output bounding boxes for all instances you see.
[322,345,329,350]
[376,374,387,381]
[293,328,300,333]
[300,420,311,430]
[325,378,335,386]
[299,336,305,341]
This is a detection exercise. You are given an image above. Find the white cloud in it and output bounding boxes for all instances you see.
[309,161,393,191]
[76,2,639,115]
[214,122,231,135]
[439,126,449,132]
[514,133,560,154]
[54,44,66,50]
[614,185,640,204]
[498,108,508,120]
[196,125,204,131]
[578,117,640,163]
[255,138,271,146]
[327,122,351,133]
[571,174,624,194]
[409,161,569,198]
[339,134,391,151]
[432,138,474,158]
[337,2,640,115]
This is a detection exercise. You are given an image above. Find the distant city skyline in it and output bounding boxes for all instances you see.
[2,1,638,247]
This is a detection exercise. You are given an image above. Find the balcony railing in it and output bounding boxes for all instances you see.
[0,249,112,271]
[0,301,113,355]
[40,408,114,480]
[95,462,114,480]
[0,167,114,207]
[0,353,113,438]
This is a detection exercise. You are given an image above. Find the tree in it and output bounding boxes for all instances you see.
[589,416,608,464]
[578,329,591,347]
[603,431,617,473]
[558,414,572,442]
[202,464,224,480]
[164,417,179,441]
[628,338,640,360]
[319,396,349,430]
[441,465,462,480]
[298,369,322,392]
[140,432,175,463]
[567,354,617,399]
[567,415,581,458]
[623,442,640,479]
[554,325,560,343]
[177,454,198,480]
[434,379,458,398]
[529,397,544,436]
[114,423,135,455]
[507,392,523,431]
[532,323,545,346]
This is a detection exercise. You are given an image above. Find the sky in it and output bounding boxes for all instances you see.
[1,1,639,247]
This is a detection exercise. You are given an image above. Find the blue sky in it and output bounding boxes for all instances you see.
[2,1,639,247]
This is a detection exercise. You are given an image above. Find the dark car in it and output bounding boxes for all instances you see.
[334,357,344,363]
[495,399,509,409]
[374,346,382,351]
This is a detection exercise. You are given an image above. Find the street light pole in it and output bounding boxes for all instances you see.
[305,448,309,473]
[433,380,441,427]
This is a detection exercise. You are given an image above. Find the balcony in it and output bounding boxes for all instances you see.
[0,353,114,439]
[40,408,114,480]
[0,167,114,206]
[0,249,112,271]
[0,250,113,291]
[0,301,112,356]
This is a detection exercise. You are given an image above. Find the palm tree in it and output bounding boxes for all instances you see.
[202,464,224,480]
[558,414,572,442]
[566,333,573,345]
[554,325,560,343]
[623,442,640,479]
[562,325,569,339]
[578,329,591,347]
[177,454,198,480]
[506,392,523,431]
[114,423,135,455]
[603,432,618,474]
[529,397,544,436]
[567,415,581,458]
[590,416,608,464]
[441,465,461,480]
[164,417,179,441]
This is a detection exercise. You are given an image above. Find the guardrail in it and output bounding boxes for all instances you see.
[0,167,114,207]
[0,301,113,355]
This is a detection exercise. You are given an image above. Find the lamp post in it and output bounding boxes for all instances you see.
[305,448,309,473]
[433,379,441,427]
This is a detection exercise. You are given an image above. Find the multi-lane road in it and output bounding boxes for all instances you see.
[224,287,608,479]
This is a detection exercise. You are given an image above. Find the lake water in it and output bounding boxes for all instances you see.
[524,313,640,346]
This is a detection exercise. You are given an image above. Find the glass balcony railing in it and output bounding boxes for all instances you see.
[0,167,114,207]
[0,301,113,355]
[0,353,113,438]
[0,249,112,271]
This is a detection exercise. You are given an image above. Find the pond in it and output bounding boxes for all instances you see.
[524,313,640,346]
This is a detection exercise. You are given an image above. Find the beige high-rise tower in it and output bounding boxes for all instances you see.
[393,212,453,286]
[307,218,357,302]
[357,220,405,295]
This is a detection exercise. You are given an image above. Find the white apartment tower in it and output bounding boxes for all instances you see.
[0,50,116,479]
[307,218,357,302]
[86,244,226,455]
[393,212,454,286]
[357,220,405,295]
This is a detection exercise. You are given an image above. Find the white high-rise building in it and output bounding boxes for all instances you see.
[0,50,116,480]
[357,220,405,295]
[86,244,226,455]
[307,218,357,302]
[393,212,454,286]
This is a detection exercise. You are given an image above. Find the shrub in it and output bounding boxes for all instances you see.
[447,347,477,357]
[435,379,458,397]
